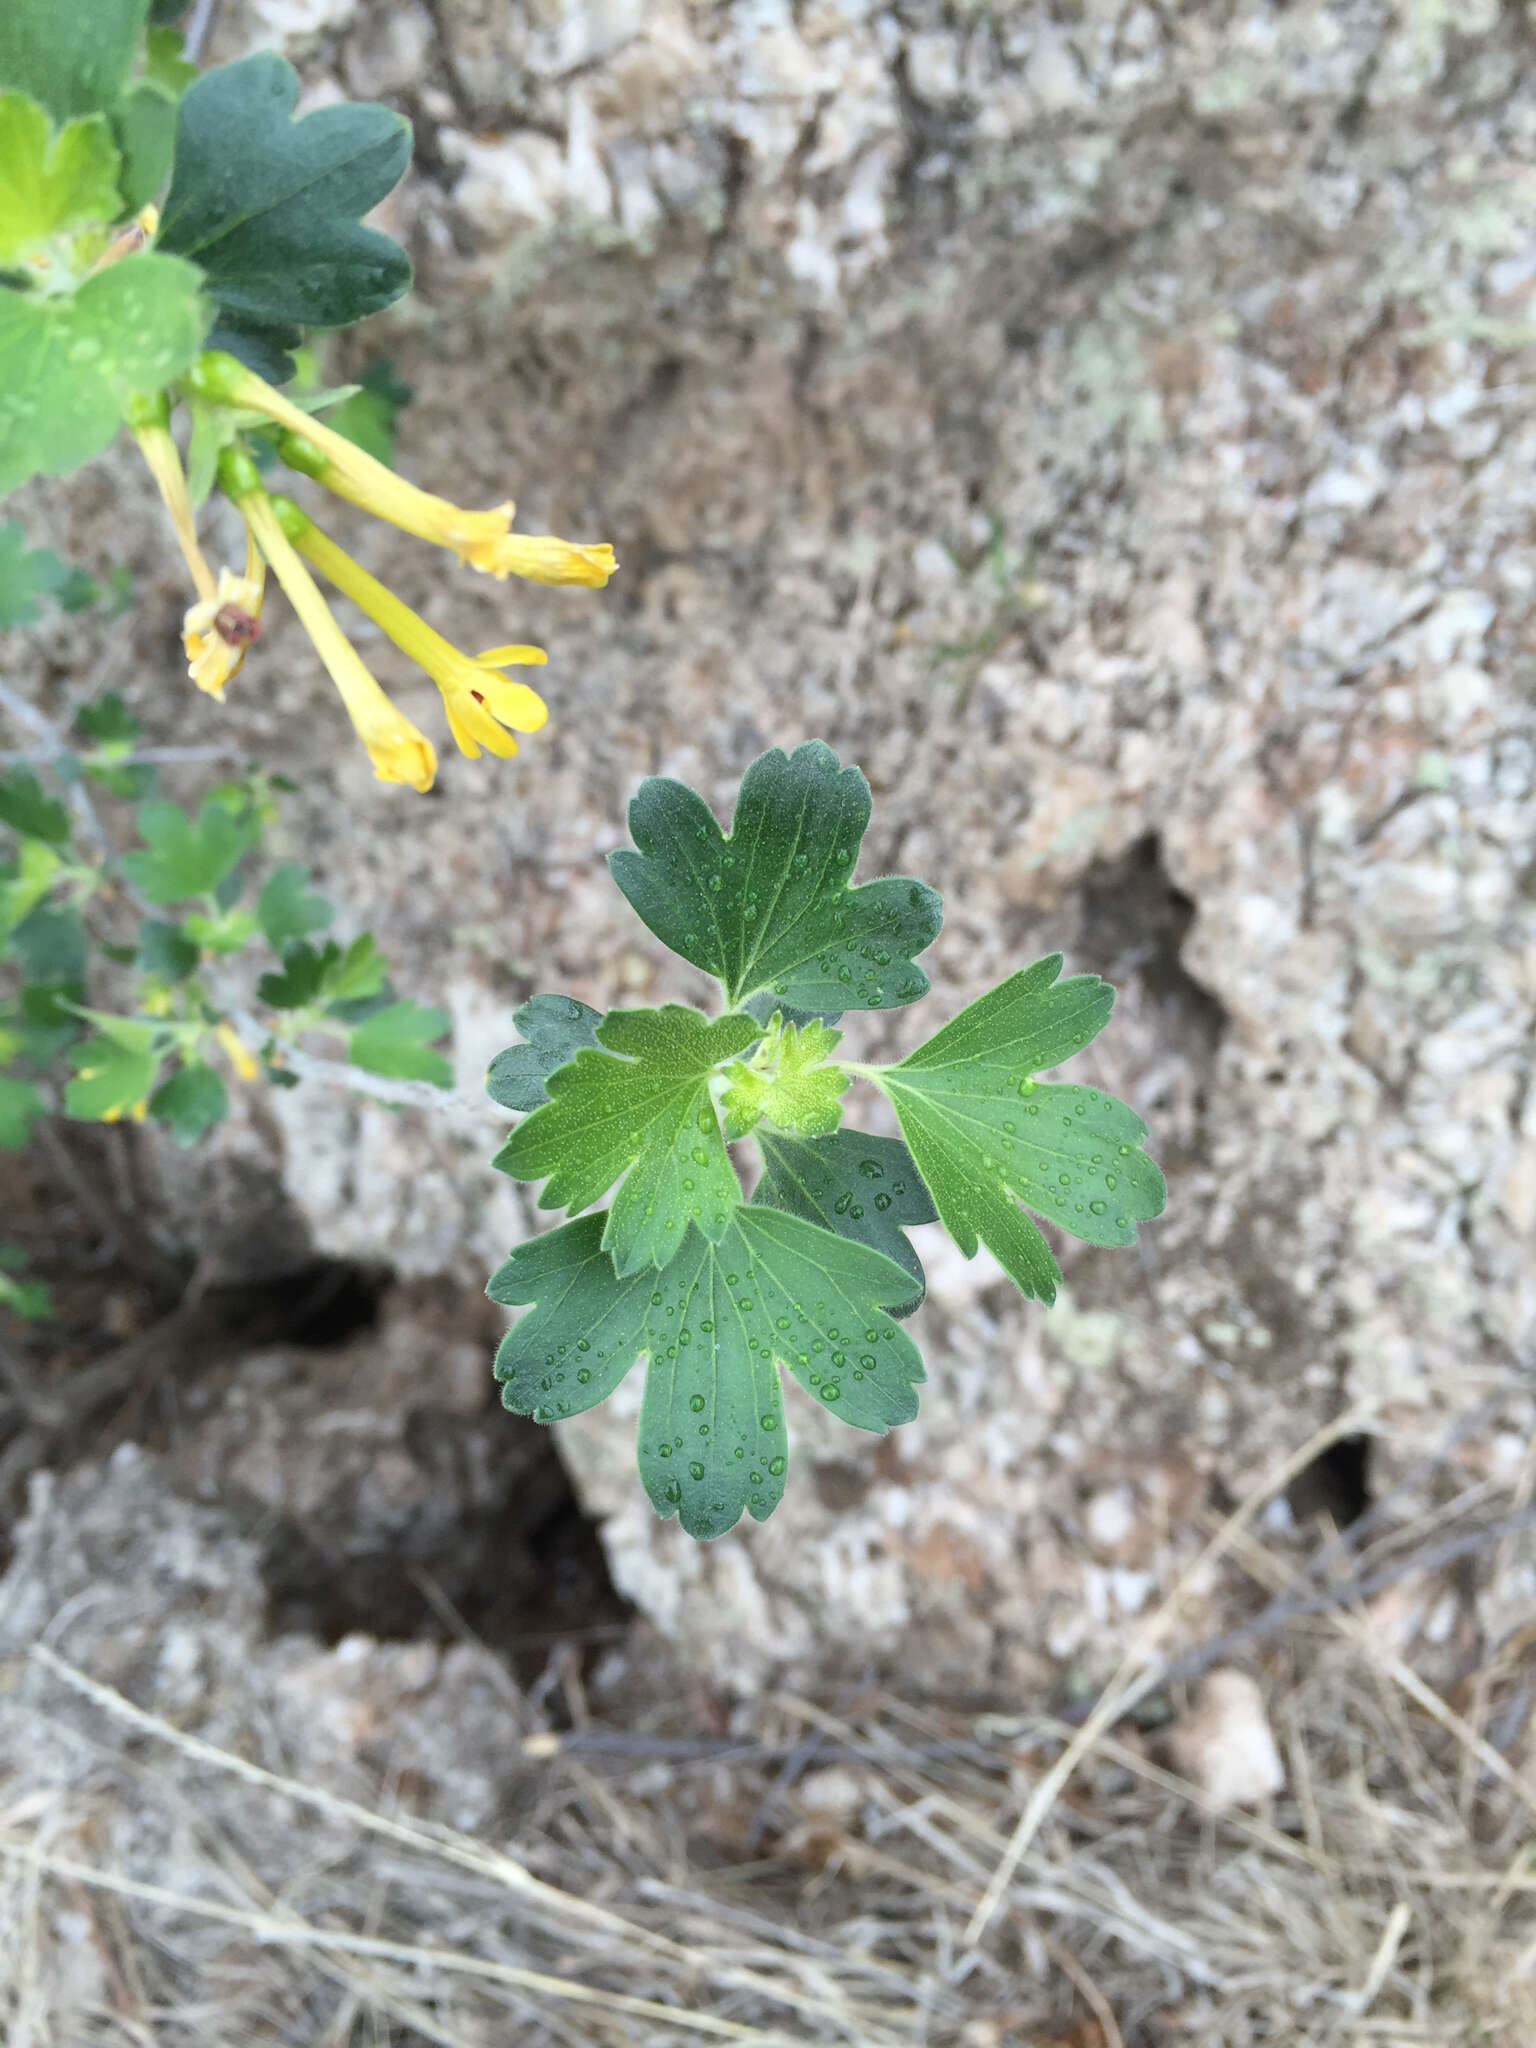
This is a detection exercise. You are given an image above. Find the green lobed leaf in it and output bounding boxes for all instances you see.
[0,769,70,845]
[148,1061,227,1144]
[0,0,149,122]
[0,519,79,627]
[0,252,206,492]
[347,1000,452,1086]
[108,77,177,214]
[256,931,385,1012]
[143,27,197,97]
[64,1025,159,1120]
[868,954,1166,1305]
[0,93,122,263]
[751,1129,937,1316]
[496,1005,758,1277]
[258,863,333,952]
[158,53,412,349]
[486,993,603,1114]
[136,916,199,981]
[7,904,86,982]
[720,1012,848,1141]
[0,1073,46,1149]
[121,796,251,904]
[75,690,139,746]
[609,741,942,1013]
[488,1206,924,1540]
[0,840,63,934]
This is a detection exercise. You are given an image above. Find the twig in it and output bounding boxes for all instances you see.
[0,746,246,767]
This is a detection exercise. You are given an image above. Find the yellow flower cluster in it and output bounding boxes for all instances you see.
[131,354,616,792]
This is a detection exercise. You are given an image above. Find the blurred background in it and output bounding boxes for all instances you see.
[2,2,1535,2042]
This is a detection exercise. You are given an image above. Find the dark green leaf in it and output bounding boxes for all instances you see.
[121,796,251,903]
[204,312,302,387]
[0,768,69,845]
[75,690,139,745]
[158,52,412,338]
[485,993,603,1114]
[8,903,86,981]
[0,253,206,491]
[257,863,332,951]
[488,1206,924,1540]
[148,1061,227,1144]
[869,954,1166,1304]
[0,0,149,121]
[0,1073,45,1149]
[496,1005,758,1277]
[137,916,199,981]
[609,740,942,1012]
[347,1000,451,1086]
[0,519,78,627]
[752,1129,937,1315]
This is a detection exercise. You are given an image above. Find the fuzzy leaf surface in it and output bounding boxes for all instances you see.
[497,1005,757,1276]
[869,954,1165,1304]
[752,1129,937,1315]
[0,253,205,491]
[609,741,942,1012]
[485,993,603,1115]
[720,1013,848,1140]
[488,1205,923,1540]
[0,94,121,262]
[158,53,411,342]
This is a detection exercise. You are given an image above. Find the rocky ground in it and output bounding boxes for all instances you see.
[3,3,1535,2041]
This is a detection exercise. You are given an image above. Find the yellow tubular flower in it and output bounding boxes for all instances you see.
[272,497,550,761]
[230,481,437,794]
[128,393,216,603]
[182,548,267,700]
[215,1022,259,1083]
[184,352,617,586]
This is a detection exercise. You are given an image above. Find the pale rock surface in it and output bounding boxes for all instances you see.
[8,1,1535,1688]
[1166,1668,1286,1812]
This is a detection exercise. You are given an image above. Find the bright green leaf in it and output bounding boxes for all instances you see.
[0,839,63,933]
[867,954,1166,1304]
[158,52,412,348]
[721,1011,848,1141]
[609,740,942,1012]
[485,993,603,1114]
[347,1000,452,1086]
[752,1129,937,1315]
[0,252,206,492]
[108,77,177,214]
[0,768,69,845]
[183,906,258,953]
[497,1005,758,1277]
[257,863,332,952]
[0,93,121,263]
[64,1025,159,1120]
[148,1061,228,1144]
[143,27,197,97]
[121,796,251,904]
[488,1206,924,1540]
[0,1074,45,1149]
[0,0,149,122]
